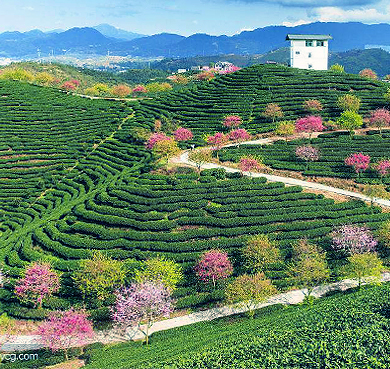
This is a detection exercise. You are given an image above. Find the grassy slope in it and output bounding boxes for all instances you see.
[82,283,390,369]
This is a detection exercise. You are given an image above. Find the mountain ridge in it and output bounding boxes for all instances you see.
[1,22,390,59]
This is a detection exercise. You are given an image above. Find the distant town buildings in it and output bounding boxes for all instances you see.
[286,34,332,71]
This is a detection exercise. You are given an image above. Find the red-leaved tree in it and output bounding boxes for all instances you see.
[331,224,377,255]
[222,115,242,129]
[369,108,390,134]
[345,153,371,175]
[111,281,173,345]
[15,262,60,309]
[195,249,233,288]
[173,127,193,141]
[39,308,94,361]
[295,116,324,138]
[145,133,172,150]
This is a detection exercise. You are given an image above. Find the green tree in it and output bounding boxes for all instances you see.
[225,272,277,318]
[0,68,34,82]
[134,257,183,293]
[341,253,383,288]
[337,110,363,133]
[289,239,330,301]
[242,234,282,273]
[188,148,213,175]
[275,121,295,141]
[330,64,345,73]
[153,139,180,161]
[337,94,361,112]
[377,220,390,249]
[72,251,126,305]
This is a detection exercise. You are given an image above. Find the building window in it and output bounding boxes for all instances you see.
[295,51,300,55]
[308,53,312,58]
[305,40,314,47]
[308,64,313,69]
[317,40,325,47]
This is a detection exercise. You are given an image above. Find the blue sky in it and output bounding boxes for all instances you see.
[2,0,390,35]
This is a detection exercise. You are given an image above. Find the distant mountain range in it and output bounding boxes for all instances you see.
[1,22,390,59]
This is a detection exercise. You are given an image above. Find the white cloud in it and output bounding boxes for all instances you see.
[282,19,311,27]
[235,27,255,34]
[313,5,390,23]
[22,6,34,11]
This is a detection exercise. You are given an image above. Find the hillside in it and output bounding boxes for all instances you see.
[0,62,125,89]
[134,64,388,142]
[1,65,390,320]
[82,284,390,368]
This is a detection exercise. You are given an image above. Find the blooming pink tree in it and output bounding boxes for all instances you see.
[331,225,377,255]
[39,308,94,361]
[359,68,378,80]
[219,65,241,74]
[60,81,77,91]
[295,116,324,138]
[132,85,147,94]
[228,128,250,145]
[369,108,390,134]
[222,115,243,129]
[239,156,262,175]
[195,249,233,288]
[345,153,371,176]
[69,79,81,87]
[15,262,60,309]
[295,145,320,169]
[206,132,227,159]
[111,281,173,345]
[145,133,172,150]
[173,127,193,141]
[374,159,390,178]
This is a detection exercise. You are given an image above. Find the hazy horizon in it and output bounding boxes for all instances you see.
[2,0,390,37]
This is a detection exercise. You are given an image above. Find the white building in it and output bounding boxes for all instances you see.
[286,34,332,71]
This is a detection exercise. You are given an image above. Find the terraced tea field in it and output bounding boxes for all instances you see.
[134,64,388,142]
[2,65,390,319]
[218,130,390,184]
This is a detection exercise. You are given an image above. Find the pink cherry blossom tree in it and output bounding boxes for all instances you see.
[331,224,377,255]
[295,116,324,138]
[359,68,378,80]
[374,159,390,178]
[39,308,94,361]
[369,108,390,134]
[111,281,173,345]
[173,127,193,141]
[195,249,233,288]
[145,133,172,150]
[132,85,147,94]
[222,115,243,129]
[295,145,320,170]
[345,153,371,176]
[228,128,250,146]
[15,262,60,309]
[239,156,262,176]
[206,132,227,159]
